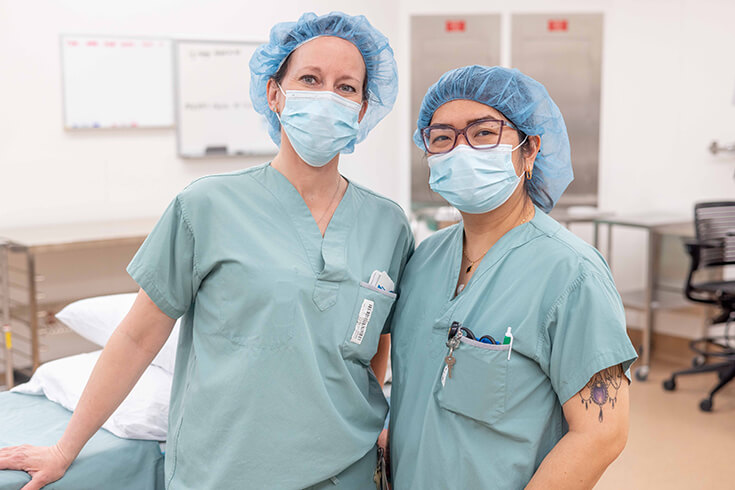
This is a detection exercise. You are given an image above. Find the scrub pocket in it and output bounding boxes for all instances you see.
[217,277,296,349]
[435,336,509,428]
[340,282,396,366]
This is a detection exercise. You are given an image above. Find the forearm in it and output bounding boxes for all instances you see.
[525,429,623,490]
[371,334,391,388]
[56,290,174,463]
[55,328,159,461]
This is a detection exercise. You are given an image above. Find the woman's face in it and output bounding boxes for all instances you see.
[268,36,368,122]
[429,99,538,176]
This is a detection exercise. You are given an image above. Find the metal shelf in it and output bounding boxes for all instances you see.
[1,219,155,389]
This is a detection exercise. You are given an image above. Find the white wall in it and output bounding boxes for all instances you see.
[400,0,735,294]
[0,0,407,229]
[2,0,734,298]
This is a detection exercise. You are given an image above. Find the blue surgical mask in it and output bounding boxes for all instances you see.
[427,139,527,214]
[276,85,361,167]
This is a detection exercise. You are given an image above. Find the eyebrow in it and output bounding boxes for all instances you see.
[467,115,504,124]
[294,66,362,84]
[431,116,504,127]
[336,75,362,84]
[296,65,323,74]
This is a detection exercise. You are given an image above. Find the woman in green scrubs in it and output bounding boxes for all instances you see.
[0,12,411,490]
[388,65,638,489]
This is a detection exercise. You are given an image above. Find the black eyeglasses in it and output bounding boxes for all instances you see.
[421,118,514,155]
[447,321,498,344]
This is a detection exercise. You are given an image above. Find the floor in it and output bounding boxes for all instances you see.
[595,359,735,489]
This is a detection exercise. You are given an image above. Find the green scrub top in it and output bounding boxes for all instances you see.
[127,163,414,489]
[389,208,637,490]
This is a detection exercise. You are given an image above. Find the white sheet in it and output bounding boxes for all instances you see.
[12,351,171,441]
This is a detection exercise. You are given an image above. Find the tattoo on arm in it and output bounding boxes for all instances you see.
[578,364,624,423]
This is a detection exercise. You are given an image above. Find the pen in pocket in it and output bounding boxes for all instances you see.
[503,327,513,360]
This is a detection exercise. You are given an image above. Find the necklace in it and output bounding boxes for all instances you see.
[316,175,343,227]
[462,206,535,273]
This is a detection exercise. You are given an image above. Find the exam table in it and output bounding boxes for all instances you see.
[0,392,165,490]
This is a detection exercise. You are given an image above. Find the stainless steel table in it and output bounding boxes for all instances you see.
[0,219,157,389]
[593,214,695,381]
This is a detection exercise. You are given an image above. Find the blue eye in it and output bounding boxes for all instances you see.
[339,84,356,93]
[300,75,317,84]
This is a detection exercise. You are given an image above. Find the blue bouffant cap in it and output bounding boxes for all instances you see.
[415,65,573,212]
[250,11,399,153]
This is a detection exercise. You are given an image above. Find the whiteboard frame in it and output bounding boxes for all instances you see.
[59,33,175,130]
[174,38,277,159]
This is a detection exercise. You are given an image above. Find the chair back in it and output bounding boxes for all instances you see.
[694,201,735,269]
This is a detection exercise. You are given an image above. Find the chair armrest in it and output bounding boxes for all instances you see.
[683,238,723,270]
[683,238,723,249]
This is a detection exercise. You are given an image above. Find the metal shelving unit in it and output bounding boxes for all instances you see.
[0,240,39,389]
[0,219,157,390]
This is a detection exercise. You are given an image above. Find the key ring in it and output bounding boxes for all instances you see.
[448,322,475,342]
[448,321,498,344]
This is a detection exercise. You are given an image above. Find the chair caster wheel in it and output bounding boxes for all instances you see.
[700,398,713,412]
[635,366,649,382]
[663,378,676,391]
[692,355,707,367]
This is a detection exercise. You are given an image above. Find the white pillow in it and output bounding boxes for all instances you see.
[12,350,171,441]
[55,293,180,374]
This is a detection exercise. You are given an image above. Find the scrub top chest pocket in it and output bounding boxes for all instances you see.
[435,336,510,428]
[341,282,396,365]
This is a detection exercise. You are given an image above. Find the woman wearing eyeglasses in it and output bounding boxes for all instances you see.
[387,66,638,489]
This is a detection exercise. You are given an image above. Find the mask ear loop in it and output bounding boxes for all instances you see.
[511,134,528,151]
[511,134,532,180]
[271,82,287,120]
[356,99,367,124]
[524,142,534,181]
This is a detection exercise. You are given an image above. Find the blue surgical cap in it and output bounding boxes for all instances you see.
[414,65,573,213]
[250,12,398,152]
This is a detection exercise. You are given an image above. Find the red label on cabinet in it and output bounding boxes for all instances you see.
[445,20,466,32]
[548,19,569,32]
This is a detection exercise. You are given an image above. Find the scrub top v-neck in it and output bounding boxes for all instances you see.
[388,208,637,490]
[127,163,414,490]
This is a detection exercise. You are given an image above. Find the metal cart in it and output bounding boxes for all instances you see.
[0,219,156,389]
[593,214,707,381]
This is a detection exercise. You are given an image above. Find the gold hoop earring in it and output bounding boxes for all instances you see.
[526,168,533,180]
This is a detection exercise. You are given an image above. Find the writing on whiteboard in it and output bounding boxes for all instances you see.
[187,48,242,59]
[61,35,174,129]
[176,40,277,157]
[183,102,252,110]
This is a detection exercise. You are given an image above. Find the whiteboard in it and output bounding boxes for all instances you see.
[60,35,174,129]
[175,40,277,158]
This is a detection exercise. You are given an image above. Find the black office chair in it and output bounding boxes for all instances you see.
[663,201,735,412]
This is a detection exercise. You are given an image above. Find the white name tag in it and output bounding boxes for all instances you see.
[350,299,374,344]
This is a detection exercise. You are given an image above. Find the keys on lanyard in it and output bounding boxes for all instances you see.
[374,446,389,490]
[444,323,463,379]
[442,321,513,385]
